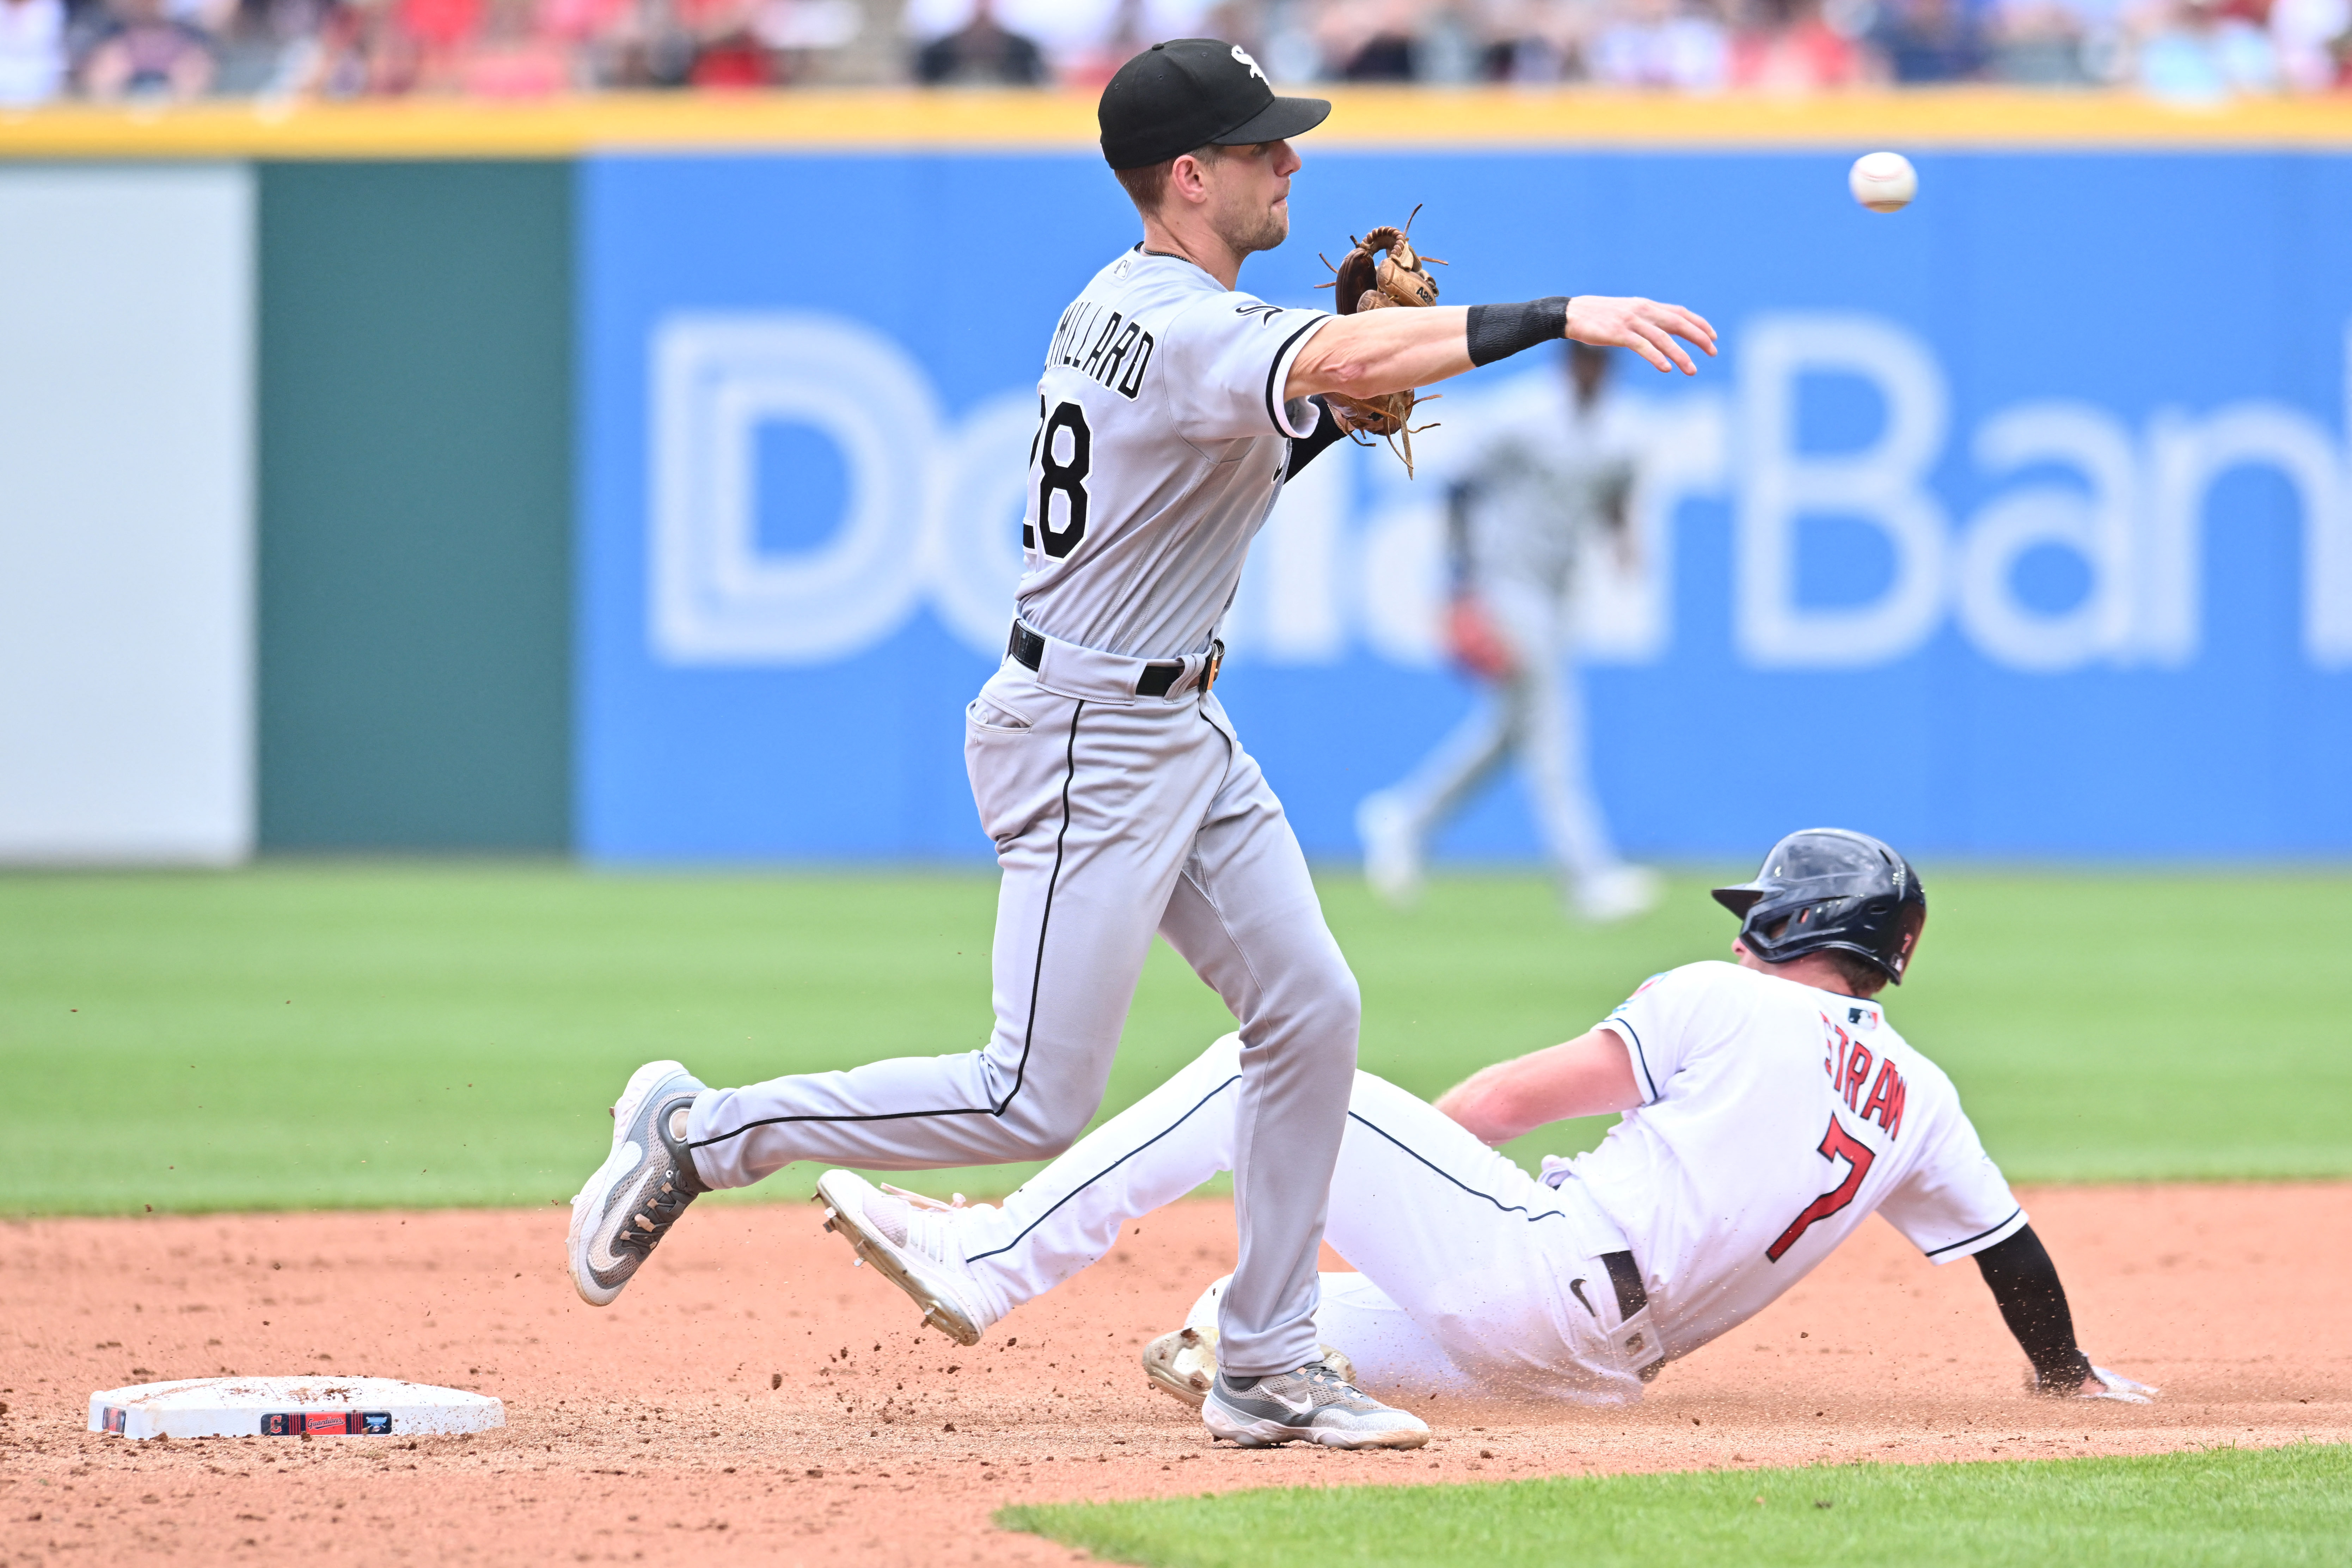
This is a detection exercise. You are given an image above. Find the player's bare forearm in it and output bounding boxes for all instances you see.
[1285,296,1717,405]
[1285,308,1473,404]
[1433,1028,1644,1146]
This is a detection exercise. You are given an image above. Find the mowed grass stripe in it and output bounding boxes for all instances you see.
[3,865,2348,1214]
[1000,1442,2352,1568]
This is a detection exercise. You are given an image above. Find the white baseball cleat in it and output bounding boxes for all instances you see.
[816,1170,996,1347]
[567,1060,709,1307]
[1574,864,1663,925]
[1356,791,1422,910]
[2081,1366,2160,1403]
[1141,1324,1356,1409]
[1201,1360,1428,1450]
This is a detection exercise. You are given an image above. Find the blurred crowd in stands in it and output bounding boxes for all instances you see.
[0,0,2343,105]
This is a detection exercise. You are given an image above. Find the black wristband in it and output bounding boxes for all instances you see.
[1466,296,1572,368]
[1285,396,1352,480]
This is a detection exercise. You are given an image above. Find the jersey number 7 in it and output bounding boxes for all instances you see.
[1766,1114,1876,1263]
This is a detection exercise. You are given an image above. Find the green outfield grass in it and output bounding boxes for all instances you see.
[3,864,2347,1215]
[998,1443,2352,1568]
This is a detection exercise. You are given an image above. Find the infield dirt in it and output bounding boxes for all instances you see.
[5,1184,2346,1565]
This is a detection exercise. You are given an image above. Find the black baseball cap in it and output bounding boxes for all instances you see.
[1098,39,1331,171]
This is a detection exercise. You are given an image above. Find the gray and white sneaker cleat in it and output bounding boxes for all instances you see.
[1574,864,1663,925]
[1141,1325,1357,1410]
[1201,1360,1429,1450]
[1356,791,1422,911]
[566,1060,709,1307]
[816,1170,995,1347]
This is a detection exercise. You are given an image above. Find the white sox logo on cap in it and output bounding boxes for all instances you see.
[1097,39,1328,171]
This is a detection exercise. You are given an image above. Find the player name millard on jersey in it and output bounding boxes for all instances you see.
[1046,299,1155,400]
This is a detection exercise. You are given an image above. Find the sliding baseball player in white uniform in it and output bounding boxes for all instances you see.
[815,830,2154,1434]
[567,37,1715,1452]
[1358,341,1661,924]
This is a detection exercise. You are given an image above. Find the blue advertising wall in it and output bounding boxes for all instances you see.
[578,149,2352,863]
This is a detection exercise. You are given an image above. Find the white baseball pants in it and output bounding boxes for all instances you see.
[949,1034,1659,1405]
[684,651,1359,1379]
[1384,575,1624,890]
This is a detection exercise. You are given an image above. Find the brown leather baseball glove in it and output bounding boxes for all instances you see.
[1317,210,1445,474]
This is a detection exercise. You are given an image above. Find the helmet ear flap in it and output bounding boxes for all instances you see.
[1736,905,1796,961]
[1886,900,1928,982]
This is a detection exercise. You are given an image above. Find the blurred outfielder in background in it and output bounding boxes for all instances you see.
[1357,342,1663,923]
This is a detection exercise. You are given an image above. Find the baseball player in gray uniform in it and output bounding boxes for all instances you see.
[1358,341,1660,924]
[815,830,2158,1419]
[567,36,1716,1451]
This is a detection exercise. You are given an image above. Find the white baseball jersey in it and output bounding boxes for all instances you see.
[1014,246,1331,659]
[1560,960,2026,1361]
[1457,378,1640,596]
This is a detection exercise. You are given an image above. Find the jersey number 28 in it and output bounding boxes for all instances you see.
[1766,1114,1875,1263]
[1027,398,1092,559]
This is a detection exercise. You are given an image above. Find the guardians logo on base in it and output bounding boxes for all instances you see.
[99,1405,394,1435]
[91,1377,502,1439]
[257,1410,395,1436]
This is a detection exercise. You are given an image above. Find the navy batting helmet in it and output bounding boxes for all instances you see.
[1711,828,1927,985]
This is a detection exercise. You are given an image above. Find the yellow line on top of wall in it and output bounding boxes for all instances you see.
[4,88,2352,158]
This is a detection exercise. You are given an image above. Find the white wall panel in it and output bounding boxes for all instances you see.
[0,164,253,863]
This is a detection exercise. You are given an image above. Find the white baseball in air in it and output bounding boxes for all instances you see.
[1849,151,1918,214]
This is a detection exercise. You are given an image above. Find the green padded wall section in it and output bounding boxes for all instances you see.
[258,161,572,850]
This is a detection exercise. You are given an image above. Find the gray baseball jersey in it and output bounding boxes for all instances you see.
[1458,381,1640,597]
[680,244,1362,1382]
[1017,247,1332,659]
[1366,379,1642,896]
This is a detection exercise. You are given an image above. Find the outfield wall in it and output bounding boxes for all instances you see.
[256,163,573,852]
[0,165,253,864]
[2,96,2348,862]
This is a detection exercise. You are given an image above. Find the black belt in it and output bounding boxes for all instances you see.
[1603,1250,1647,1316]
[1601,1249,1666,1383]
[1007,622,1221,699]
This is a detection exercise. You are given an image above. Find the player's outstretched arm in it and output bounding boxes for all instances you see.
[1433,1028,1645,1147]
[1285,296,1715,406]
[1973,1225,2156,1402]
[1286,305,1473,404]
